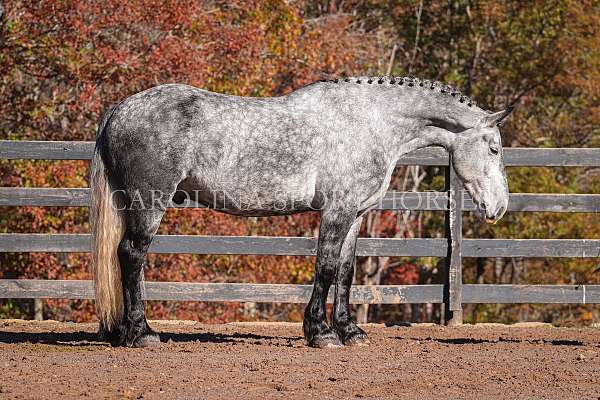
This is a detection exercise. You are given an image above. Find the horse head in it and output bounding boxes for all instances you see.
[450,107,514,223]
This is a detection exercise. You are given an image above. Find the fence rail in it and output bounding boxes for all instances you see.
[1,187,599,212]
[1,140,599,324]
[0,234,598,257]
[1,280,600,304]
[2,140,600,165]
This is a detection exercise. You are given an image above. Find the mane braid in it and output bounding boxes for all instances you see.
[320,75,477,108]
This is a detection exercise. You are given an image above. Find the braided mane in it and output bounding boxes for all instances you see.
[318,76,478,109]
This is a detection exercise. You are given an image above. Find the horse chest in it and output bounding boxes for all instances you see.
[357,160,396,211]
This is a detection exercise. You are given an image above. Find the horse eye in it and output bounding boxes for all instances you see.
[490,146,499,155]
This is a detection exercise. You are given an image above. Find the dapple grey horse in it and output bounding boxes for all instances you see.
[90,76,513,348]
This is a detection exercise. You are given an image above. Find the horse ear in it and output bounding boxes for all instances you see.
[478,106,515,128]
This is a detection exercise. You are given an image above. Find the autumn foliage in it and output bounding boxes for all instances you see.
[0,0,599,324]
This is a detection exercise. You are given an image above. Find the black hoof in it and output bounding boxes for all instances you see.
[99,321,159,347]
[304,319,343,348]
[308,330,343,348]
[133,331,161,348]
[98,325,121,345]
[344,332,370,346]
[337,323,370,346]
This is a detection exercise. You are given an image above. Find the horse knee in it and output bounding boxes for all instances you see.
[318,252,339,280]
[320,265,336,286]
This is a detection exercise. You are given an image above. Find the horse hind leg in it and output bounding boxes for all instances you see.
[115,207,165,347]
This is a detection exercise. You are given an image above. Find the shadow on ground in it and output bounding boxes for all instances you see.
[399,336,585,346]
[0,329,300,346]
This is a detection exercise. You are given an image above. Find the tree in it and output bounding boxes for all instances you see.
[1,0,598,325]
[348,0,600,324]
[0,0,378,322]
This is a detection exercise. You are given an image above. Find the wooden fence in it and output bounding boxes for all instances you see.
[1,140,599,324]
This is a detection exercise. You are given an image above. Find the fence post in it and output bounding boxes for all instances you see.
[33,298,43,320]
[444,156,463,325]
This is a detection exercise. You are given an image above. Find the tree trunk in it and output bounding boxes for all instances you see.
[33,299,43,320]
[355,255,384,323]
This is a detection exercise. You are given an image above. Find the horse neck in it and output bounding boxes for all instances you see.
[370,87,484,156]
[289,81,484,157]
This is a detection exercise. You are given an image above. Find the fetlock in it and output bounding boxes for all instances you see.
[303,318,342,348]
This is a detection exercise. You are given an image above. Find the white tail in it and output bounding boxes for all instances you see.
[90,150,125,330]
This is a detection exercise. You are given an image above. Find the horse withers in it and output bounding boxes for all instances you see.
[90,76,513,348]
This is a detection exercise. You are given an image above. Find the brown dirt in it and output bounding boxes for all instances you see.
[1,320,599,399]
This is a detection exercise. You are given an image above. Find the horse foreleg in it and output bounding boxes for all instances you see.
[303,207,357,348]
[115,209,163,347]
[332,216,369,345]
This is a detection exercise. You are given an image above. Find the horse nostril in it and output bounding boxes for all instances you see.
[497,205,507,219]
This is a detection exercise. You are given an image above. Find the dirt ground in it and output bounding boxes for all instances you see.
[1,320,600,400]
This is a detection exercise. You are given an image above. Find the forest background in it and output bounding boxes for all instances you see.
[1,0,599,325]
